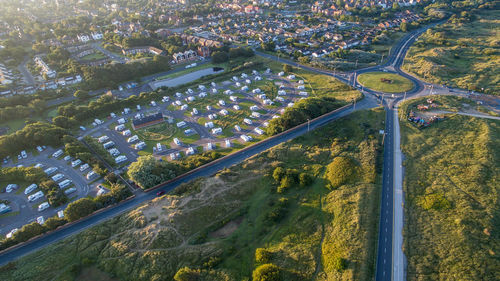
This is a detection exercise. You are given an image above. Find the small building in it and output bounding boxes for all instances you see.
[132,112,164,130]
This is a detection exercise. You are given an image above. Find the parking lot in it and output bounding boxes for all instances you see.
[0,147,103,237]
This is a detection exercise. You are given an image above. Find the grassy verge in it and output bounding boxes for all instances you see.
[0,108,384,281]
[399,98,500,280]
[357,72,414,93]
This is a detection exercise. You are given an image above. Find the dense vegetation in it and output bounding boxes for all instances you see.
[266,97,344,135]
[403,7,499,94]
[399,97,500,280]
[0,108,385,281]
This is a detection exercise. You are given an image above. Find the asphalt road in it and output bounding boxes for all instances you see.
[0,98,377,266]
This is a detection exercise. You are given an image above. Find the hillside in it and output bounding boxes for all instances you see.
[399,97,500,280]
[403,9,499,95]
[0,108,385,281]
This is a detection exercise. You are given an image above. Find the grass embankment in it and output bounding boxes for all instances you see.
[0,108,385,281]
[399,97,500,280]
[403,9,499,94]
[357,72,414,93]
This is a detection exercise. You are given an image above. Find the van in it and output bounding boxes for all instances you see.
[115,155,127,164]
[115,124,125,131]
[173,138,181,145]
[71,159,82,168]
[44,167,58,175]
[52,149,63,158]
[134,141,146,150]
[86,170,97,180]
[28,191,44,202]
[51,173,64,182]
[64,187,77,195]
[58,179,72,189]
[5,184,18,193]
[103,141,115,149]
[127,135,139,143]
[38,202,50,212]
[79,163,90,172]
[98,135,109,143]
[24,184,38,195]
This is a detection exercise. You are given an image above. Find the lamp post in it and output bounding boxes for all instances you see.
[307,118,310,132]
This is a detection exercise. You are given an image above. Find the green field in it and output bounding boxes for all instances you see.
[399,97,500,280]
[80,52,107,61]
[357,72,414,93]
[403,9,499,94]
[0,108,385,281]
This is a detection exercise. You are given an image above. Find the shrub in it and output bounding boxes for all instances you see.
[277,176,294,193]
[332,256,347,271]
[325,156,358,188]
[255,248,272,264]
[252,263,282,281]
[174,267,200,281]
[299,173,313,187]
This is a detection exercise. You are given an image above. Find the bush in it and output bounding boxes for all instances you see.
[252,263,281,281]
[174,267,200,281]
[277,176,294,193]
[283,64,293,73]
[332,256,347,271]
[299,173,313,187]
[211,51,229,64]
[325,156,358,188]
[255,248,272,264]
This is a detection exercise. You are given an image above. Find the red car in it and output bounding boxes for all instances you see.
[156,191,165,196]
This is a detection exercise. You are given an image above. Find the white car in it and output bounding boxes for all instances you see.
[38,202,50,212]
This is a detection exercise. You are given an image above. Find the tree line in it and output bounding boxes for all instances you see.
[266,97,344,135]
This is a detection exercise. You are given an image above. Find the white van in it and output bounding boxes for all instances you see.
[52,149,64,158]
[44,167,58,175]
[28,191,44,202]
[79,163,90,172]
[71,159,82,168]
[58,179,72,189]
[38,202,50,212]
[24,184,38,195]
[51,173,64,182]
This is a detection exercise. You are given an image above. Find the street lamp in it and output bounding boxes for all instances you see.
[307,119,310,132]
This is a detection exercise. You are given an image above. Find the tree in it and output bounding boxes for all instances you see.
[400,22,408,32]
[252,264,281,281]
[298,56,310,64]
[13,222,46,242]
[211,51,229,64]
[74,90,90,100]
[64,198,97,222]
[261,41,276,52]
[325,157,358,189]
[44,217,67,230]
[127,155,177,189]
[283,64,293,73]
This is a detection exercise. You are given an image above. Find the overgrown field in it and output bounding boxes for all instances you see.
[403,9,499,94]
[399,98,500,280]
[0,108,385,281]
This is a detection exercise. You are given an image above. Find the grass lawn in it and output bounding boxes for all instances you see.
[0,108,385,281]
[80,52,107,61]
[399,97,500,280]
[357,72,414,93]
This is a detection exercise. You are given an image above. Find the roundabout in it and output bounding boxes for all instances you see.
[357,71,414,93]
